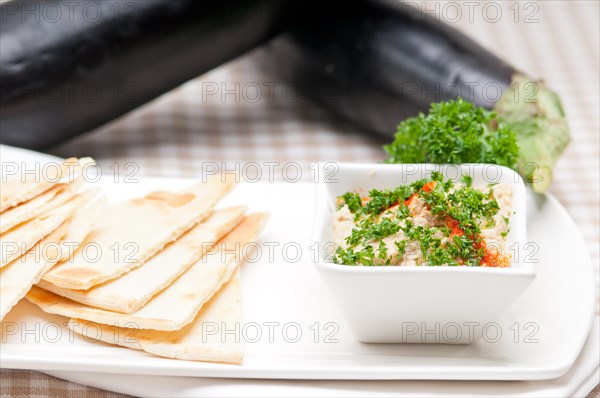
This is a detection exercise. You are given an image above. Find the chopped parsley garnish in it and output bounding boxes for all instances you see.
[333,246,375,266]
[340,192,362,213]
[461,174,473,187]
[345,217,401,247]
[361,186,412,217]
[500,216,511,238]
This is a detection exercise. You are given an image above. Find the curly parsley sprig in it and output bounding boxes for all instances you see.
[383,99,519,169]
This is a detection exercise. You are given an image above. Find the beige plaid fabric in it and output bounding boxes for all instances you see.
[1,1,598,397]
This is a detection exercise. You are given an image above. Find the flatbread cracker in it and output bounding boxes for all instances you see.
[55,189,107,262]
[0,224,68,320]
[41,177,235,290]
[27,214,265,330]
[0,189,98,268]
[0,191,105,320]
[0,214,66,268]
[68,270,243,364]
[38,206,245,314]
[0,171,85,234]
[0,157,92,213]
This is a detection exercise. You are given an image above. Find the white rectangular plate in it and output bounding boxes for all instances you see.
[0,148,595,380]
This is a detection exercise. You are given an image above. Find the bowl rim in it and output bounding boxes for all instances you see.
[314,260,536,275]
[311,162,534,276]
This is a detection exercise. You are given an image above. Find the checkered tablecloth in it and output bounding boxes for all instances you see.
[1,1,598,397]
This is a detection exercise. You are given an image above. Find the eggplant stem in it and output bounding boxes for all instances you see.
[493,74,571,193]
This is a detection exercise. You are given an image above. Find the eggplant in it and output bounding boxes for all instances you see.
[0,0,306,149]
[263,0,570,192]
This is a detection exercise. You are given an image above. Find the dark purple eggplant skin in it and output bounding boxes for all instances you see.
[263,0,516,138]
[0,0,305,149]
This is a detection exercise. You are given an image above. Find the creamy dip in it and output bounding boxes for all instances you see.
[333,172,512,267]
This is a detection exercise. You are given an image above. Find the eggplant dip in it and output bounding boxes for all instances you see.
[332,172,512,267]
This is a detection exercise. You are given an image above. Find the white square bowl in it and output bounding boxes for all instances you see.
[311,163,535,344]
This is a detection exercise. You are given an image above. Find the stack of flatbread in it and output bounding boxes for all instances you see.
[1,157,105,319]
[1,157,266,365]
